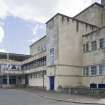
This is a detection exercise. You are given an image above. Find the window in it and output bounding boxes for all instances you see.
[99,64,105,75]
[83,66,89,76]
[50,48,54,65]
[3,76,7,84]
[91,41,97,51]
[91,65,97,75]
[90,83,97,88]
[83,42,89,53]
[85,43,89,52]
[43,44,46,51]
[11,65,16,69]
[99,38,104,49]
[83,44,85,52]
[37,71,43,78]
[98,84,105,88]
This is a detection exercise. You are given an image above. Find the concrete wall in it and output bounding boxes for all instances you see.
[46,16,59,66]
[81,76,105,87]
[55,76,81,90]
[27,66,47,88]
[83,27,105,65]
[102,8,105,26]
[46,14,97,90]
[82,27,105,87]
[75,3,103,27]
[58,15,96,66]
[0,59,21,65]
[30,36,47,55]
[55,65,82,90]
[46,65,82,90]
[28,76,47,88]
[56,14,98,89]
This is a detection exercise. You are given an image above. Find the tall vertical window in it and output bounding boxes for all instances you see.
[83,44,85,53]
[43,44,46,51]
[50,48,54,65]
[83,66,89,76]
[99,38,104,49]
[85,42,89,52]
[99,64,105,75]
[91,41,97,51]
[83,42,89,53]
[91,65,97,76]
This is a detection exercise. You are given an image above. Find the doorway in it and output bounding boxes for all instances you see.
[49,76,55,90]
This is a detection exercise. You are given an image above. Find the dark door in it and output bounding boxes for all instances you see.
[49,76,54,90]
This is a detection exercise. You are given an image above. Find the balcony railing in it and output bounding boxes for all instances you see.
[23,66,47,74]
[0,65,47,75]
[0,69,23,75]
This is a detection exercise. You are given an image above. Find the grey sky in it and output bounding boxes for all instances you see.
[0,0,101,54]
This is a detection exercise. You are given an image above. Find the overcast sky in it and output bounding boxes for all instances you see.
[0,0,101,54]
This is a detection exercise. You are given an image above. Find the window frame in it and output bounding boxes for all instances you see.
[91,41,97,51]
[91,65,97,76]
[50,48,55,65]
[83,66,89,76]
[99,64,105,75]
[99,38,104,49]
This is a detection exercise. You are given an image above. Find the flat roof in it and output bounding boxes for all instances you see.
[46,13,98,28]
[0,52,31,61]
[30,35,47,47]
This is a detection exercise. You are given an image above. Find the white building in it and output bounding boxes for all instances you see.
[0,1,105,91]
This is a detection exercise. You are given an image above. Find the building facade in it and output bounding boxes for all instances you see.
[0,1,105,91]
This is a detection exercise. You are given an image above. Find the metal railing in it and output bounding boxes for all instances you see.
[0,66,47,75]
[0,69,23,75]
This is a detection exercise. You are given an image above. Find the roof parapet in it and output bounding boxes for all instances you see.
[82,26,105,37]
[46,13,98,28]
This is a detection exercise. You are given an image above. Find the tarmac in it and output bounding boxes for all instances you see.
[22,88,105,105]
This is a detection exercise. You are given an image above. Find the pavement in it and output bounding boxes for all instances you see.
[22,88,105,105]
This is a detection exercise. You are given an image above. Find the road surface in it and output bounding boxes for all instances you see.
[0,89,99,105]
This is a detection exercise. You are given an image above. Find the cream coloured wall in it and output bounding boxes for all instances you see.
[102,8,105,26]
[28,76,47,88]
[82,27,105,88]
[55,76,82,90]
[83,27,105,65]
[46,13,98,90]
[74,3,103,27]
[58,15,97,66]
[56,65,82,76]
[0,59,21,65]
[54,66,82,90]
[46,15,59,66]
[81,76,105,87]
[30,36,47,55]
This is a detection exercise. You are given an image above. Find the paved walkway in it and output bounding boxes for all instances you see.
[22,88,105,105]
